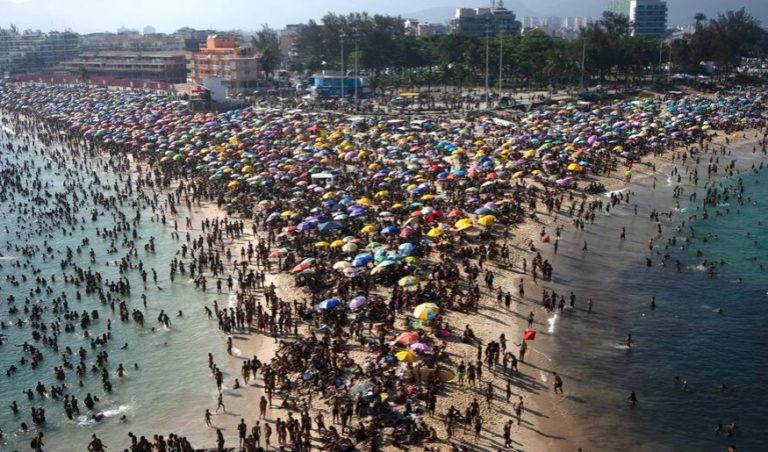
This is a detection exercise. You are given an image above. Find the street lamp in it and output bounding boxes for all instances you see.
[340,31,346,102]
[498,33,503,102]
[353,33,359,105]
[485,18,491,107]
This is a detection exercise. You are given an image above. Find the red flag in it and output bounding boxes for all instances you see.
[524,329,536,341]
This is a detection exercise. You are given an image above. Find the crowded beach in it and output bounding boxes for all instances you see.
[1,81,767,451]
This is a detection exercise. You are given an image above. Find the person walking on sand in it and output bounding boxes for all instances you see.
[514,396,524,425]
[204,409,212,427]
[215,393,226,413]
[553,372,564,394]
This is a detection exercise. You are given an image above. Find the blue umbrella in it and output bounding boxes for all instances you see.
[352,253,373,267]
[316,298,341,310]
[398,242,416,256]
[318,221,343,234]
[296,222,315,232]
[475,207,492,215]
[381,226,398,235]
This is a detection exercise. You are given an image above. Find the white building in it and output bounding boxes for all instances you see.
[629,0,667,38]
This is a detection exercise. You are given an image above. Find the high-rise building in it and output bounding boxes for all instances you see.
[452,5,521,38]
[629,0,667,38]
[606,0,630,17]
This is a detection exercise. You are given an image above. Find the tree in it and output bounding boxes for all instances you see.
[251,25,280,80]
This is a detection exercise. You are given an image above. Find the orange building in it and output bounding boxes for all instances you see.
[187,35,261,99]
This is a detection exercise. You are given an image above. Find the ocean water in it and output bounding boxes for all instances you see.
[0,126,238,450]
[538,145,768,451]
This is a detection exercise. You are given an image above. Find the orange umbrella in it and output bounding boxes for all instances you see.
[395,332,420,345]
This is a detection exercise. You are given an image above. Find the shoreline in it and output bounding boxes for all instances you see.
[523,134,768,451]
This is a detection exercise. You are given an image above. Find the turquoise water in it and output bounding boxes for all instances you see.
[539,146,768,451]
[0,126,237,450]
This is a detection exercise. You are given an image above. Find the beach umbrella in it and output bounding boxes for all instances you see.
[343,267,361,277]
[333,261,351,270]
[342,242,358,253]
[413,302,439,320]
[330,239,346,248]
[398,276,419,288]
[398,242,416,256]
[291,262,312,273]
[395,350,419,363]
[316,298,342,310]
[523,329,536,341]
[381,225,398,235]
[318,221,343,234]
[399,227,417,239]
[360,224,376,234]
[352,253,373,267]
[315,241,330,248]
[410,342,432,353]
[348,296,367,309]
[427,227,444,238]
[395,332,420,345]
[478,215,496,227]
[454,218,473,231]
[446,209,463,218]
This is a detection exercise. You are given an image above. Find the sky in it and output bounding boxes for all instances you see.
[2,0,767,33]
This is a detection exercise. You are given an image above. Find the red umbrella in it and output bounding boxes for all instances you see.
[447,209,463,218]
[292,263,311,273]
[523,329,536,341]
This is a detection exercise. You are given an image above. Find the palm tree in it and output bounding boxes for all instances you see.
[694,13,707,30]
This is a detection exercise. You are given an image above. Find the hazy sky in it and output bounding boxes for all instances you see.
[2,0,767,33]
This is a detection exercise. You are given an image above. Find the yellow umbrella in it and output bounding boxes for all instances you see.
[360,224,376,234]
[280,210,294,218]
[523,149,536,158]
[567,163,582,172]
[426,227,444,238]
[330,239,346,248]
[478,215,496,226]
[531,169,542,175]
[421,194,435,201]
[315,241,330,248]
[322,192,336,200]
[357,197,372,206]
[395,350,419,362]
[374,190,389,199]
[512,171,525,179]
[392,203,405,209]
[454,218,473,231]
[398,276,419,287]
